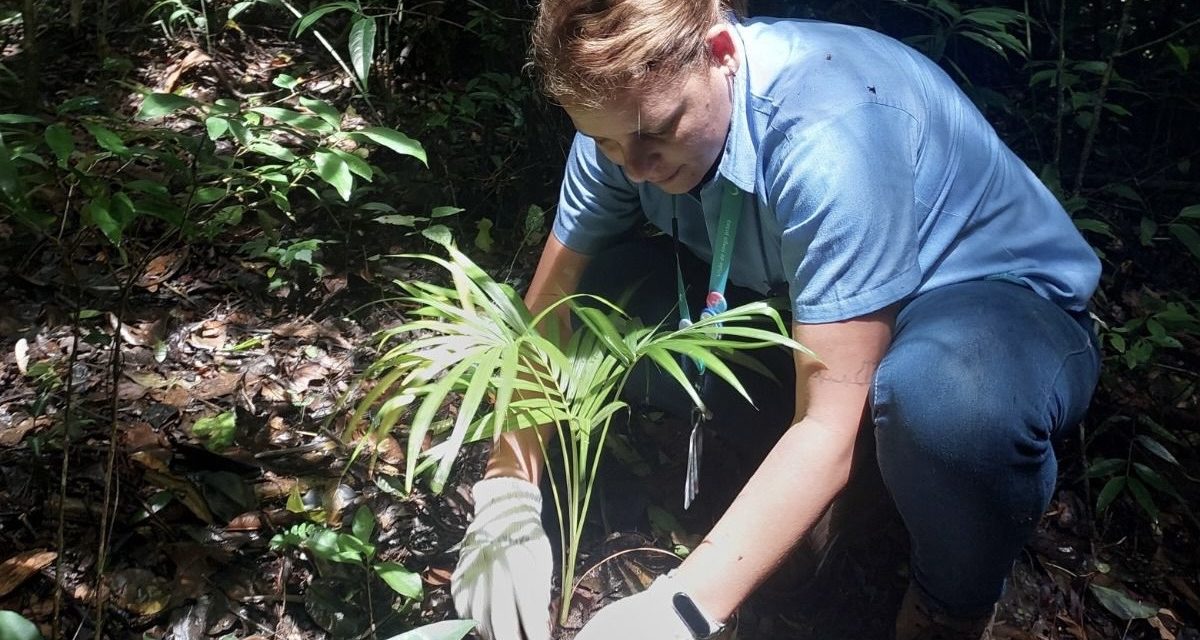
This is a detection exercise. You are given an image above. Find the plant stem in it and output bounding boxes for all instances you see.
[1052,0,1066,171]
[277,0,379,118]
[1070,0,1133,199]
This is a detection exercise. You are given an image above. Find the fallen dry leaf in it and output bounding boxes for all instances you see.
[0,549,57,597]
[107,567,171,617]
[286,361,327,393]
[423,566,453,587]
[189,319,227,351]
[192,370,241,400]
[136,249,189,288]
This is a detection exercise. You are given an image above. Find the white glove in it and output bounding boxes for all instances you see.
[451,477,553,640]
[575,573,726,640]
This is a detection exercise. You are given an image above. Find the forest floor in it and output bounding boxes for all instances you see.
[2,9,1200,640]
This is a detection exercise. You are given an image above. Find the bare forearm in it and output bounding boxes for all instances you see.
[672,416,858,620]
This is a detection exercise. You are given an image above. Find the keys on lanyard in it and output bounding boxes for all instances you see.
[684,405,712,511]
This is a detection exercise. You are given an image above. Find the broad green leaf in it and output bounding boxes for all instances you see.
[1103,183,1141,203]
[1126,476,1159,521]
[192,411,236,451]
[292,1,356,36]
[350,16,377,90]
[0,611,42,640]
[375,562,424,599]
[272,74,300,90]
[300,97,342,129]
[251,107,334,134]
[1074,218,1114,239]
[1083,458,1124,479]
[83,199,124,245]
[351,505,374,543]
[1138,217,1157,246]
[1168,224,1200,261]
[44,124,74,165]
[247,140,297,162]
[352,127,427,166]
[137,93,197,120]
[331,148,373,181]
[422,225,453,248]
[82,123,130,157]
[1134,435,1180,466]
[1088,583,1159,620]
[1179,204,1200,220]
[229,1,257,19]
[1132,463,1180,498]
[1168,42,1190,71]
[314,148,353,201]
[381,620,476,640]
[205,116,229,141]
[1095,475,1125,512]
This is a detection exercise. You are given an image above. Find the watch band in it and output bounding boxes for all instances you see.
[672,592,726,639]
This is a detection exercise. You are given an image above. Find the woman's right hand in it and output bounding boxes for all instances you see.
[451,477,553,640]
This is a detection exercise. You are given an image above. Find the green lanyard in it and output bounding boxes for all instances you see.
[673,179,743,509]
[674,181,744,365]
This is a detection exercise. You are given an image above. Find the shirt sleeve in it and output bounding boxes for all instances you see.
[551,133,643,256]
[766,103,923,323]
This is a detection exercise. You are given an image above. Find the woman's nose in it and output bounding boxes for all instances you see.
[623,142,659,183]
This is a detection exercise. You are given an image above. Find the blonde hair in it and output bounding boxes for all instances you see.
[530,0,745,109]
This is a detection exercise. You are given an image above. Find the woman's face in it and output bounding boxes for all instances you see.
[565,26,740,195]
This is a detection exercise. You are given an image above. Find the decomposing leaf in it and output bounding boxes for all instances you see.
[189,319,228,350]
[136,249,188,288]
[144,469,216,524]
[1090,582,1159,620]
[287,361,328,392]
[0,549,57,598]
[192,370,242,400]
[106,567,171,617]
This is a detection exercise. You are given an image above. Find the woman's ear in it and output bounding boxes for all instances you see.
[705,24,741,77]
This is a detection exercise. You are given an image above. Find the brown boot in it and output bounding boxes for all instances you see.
[894,583,994,640]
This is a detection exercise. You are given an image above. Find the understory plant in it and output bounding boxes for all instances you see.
[347,244,810,622]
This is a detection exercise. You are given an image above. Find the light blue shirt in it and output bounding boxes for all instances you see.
[552,18,1101,323]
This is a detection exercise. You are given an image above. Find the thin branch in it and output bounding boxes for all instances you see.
[1070,0,1134,199]
[1116,17,1200,58]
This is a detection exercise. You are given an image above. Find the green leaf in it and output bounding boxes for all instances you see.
[205,116,229,141]
[300,97,342,129]
[1084,458,1124,479]
[474,218,494,253]
[373,215,418,227]
[82,199,124,245]
[0,610,43,640]
[375,562,424,599]
[351,127,427,166]
[1132,463,1180,498]
[1138,217,1157,246]
[272,74,300,90]
[1168,42,1190,71]
[1135,435,1180,466]
[349,16,377,90]
[247,140,297,162]
[1088,583,1159,620]
[381,620,476,640]
[314,148,353,201]
[1126,476,1159,521]
[422,225,452,247]
[192,411,237,451]
[1179,205,1200,220]
[137,93,198,120]
[292,1,356,36]
[1096,475,1126,512]
[331,149,373,181]
[1073,218,1114,239]
[351,505,374,543]
[44,124,75,165]
[1103,183,1141,203]
[1168,224,1200,261]
[432,206,464,218]
[0,114,44,125]
[251,107,334,134]
[82,123,130,157]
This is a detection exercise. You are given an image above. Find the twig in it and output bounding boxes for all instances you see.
[1116,17,1200,58]
[1070,1,1134,199]
[1052,0,1066,170]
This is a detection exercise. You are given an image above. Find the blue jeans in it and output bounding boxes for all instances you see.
[575,238,1101,617]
